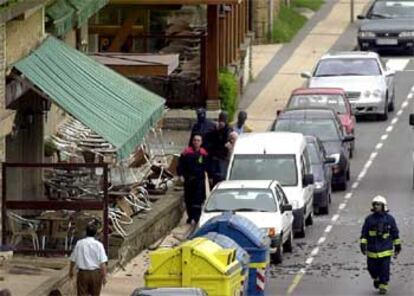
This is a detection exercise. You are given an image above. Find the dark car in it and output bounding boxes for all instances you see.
[357,0,414,53]
[305,136,335,214]
[272,108,354,190]
[286,87,356,157]
[131,288,208,296]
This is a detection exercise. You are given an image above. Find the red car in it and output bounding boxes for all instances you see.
[285,87,356,156]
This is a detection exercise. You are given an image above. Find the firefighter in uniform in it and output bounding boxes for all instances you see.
[177,133,209,225]
[360,195,401,294]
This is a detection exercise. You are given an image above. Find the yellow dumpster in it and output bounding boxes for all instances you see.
[145,237,244,296]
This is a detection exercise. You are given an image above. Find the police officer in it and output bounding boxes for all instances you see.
[360,195,401,295]
[178,133,209,224]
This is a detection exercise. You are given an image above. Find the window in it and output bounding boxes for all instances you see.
[229,154,298,186]
[274,119,341,141]
[288,94,347,114]
[314,58,381,77]
[204,189,278,212]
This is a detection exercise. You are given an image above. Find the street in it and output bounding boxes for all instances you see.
[266,60,414,295]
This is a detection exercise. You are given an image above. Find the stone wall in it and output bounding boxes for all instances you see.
[253,0,282,44]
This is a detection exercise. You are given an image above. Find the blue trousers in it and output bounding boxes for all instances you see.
[367,256,391,286]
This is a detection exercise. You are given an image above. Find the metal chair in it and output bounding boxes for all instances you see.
[7,212,41,251]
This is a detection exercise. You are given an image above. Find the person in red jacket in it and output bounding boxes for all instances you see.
[178,133,209,224]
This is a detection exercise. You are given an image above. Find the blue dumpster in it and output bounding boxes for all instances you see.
[192,212,270,296]
[191,232,250,295]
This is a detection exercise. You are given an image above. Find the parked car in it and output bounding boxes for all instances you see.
[199,180,294,263]
[272,108,354,191]
[131,288,208,296]
[226,132,314,238]
[285,87,356,157]
[301,51,395,120]
[305,136,335,214]
[357,0,414,54]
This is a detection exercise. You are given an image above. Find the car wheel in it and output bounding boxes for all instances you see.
[283,231,293,253]
[272,244,283,264]
[305,211,313,226]
[388,95,395,112]
[346,168,350,181]
[320,203,330,215]
[295,215,306,238]
[379,100,389,121]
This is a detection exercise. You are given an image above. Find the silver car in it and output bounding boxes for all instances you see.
[301,51,395,121]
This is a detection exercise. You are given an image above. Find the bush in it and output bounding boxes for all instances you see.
[271,4,307,43]
[219,70,238,122]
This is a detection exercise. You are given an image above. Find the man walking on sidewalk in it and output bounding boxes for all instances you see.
[69,223,108,296]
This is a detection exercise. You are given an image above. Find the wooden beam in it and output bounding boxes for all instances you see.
[230,5,235,63]
[89,25,144,36]
[219,14,225,69]
[206,5,220,105]
[107,9,142,52]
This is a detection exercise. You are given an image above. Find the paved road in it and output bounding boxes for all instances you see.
[265,58,414,295]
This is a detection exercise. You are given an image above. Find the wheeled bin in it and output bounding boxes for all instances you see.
[192,212,270,296]
[145,237,244,296]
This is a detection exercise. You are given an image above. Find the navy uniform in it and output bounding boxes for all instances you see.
[360,196,401,294]
[177,146,209,224]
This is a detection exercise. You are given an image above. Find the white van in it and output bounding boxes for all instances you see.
[226,132,314,238]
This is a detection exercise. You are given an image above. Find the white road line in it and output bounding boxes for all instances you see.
[391,117,399,125]
[305,257,314,265]
[381,134,388,141]
[408,93,414,100]
[397,109,403,116]
[370,152,378,160]
[325,225,333,233]
[310,247,319,257]
[317,237,326,244]
[344,193,353,200]
[375,142,383,150]
[357,170,366,180]
[364,160,373,170]
[402,101,409,109]
[386,126,393,133]
[352,182,359,189]
[332,214,340,221]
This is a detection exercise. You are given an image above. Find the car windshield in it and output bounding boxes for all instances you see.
[288,94,347,114]
[275,119,340,141]
[314,58,381,77]
[307,142,322,165]
[369,1,414,18]
[205,189,277,212]
[229,155,298,186]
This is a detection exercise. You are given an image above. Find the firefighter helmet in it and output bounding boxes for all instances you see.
[372,195,388,211]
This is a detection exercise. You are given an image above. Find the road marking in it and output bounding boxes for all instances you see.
[310,247,319,256]
[375,142,383,150]
[285,85,414,295]
[324,225,333,233]
[344,193,353,200]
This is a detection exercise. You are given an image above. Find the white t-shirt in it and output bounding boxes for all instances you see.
[70,237,108,270]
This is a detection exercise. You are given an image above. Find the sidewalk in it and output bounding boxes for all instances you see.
[245,0,370,131]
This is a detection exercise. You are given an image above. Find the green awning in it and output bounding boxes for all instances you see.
[14,36,165,160]
[67,0,109,28]
[46,0,109,36]
[45,0,75,36]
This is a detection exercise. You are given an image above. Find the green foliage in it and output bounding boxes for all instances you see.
[271,4,307,43]
[219,70,238,122]
[292,0,325,11]
[44,138,58,157]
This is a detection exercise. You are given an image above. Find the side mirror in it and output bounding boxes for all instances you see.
[281,204,293,212]
[357,15,365,20]
[324,157,336,164]
[343,135,355,142]
[410,114,414,126]
[303,174,314,186]
[300,71,312,79]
